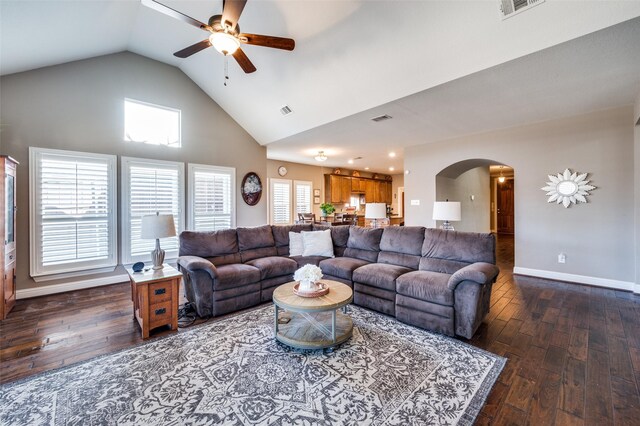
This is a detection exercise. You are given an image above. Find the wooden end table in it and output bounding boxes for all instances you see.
[272,280,353,350]
[126,264,182,339]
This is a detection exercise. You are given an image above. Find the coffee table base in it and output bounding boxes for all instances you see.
[275,309,353,350]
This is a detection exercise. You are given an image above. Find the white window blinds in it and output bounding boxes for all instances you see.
[188,164,235,231]
[294,181,312,216]
[29,148,117,277]
[270,179,292,225]
[122,157,184,264]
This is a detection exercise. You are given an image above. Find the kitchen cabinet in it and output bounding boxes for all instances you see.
[325,175,352,204]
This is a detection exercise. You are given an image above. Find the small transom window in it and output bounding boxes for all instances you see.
[124,98,181,148]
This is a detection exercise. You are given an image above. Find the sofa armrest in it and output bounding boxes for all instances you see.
[177,255,218,280]
[447,262,499,291]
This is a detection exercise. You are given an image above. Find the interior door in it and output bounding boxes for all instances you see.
[497,179,514,234]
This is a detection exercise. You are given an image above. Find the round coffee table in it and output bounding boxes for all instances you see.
[272,280,353,350]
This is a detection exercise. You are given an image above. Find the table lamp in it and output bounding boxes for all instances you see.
[365,203,387,228]
[141,212,177,270]
[432,201,461,231]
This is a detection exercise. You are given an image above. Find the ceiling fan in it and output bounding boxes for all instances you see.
[141,0,295,74]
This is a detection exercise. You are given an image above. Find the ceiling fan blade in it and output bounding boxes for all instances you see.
[239,33,295,51]
[174,39,212,58]
[141,0,211,32]
[221,0,247,31]
[232,48,256,73]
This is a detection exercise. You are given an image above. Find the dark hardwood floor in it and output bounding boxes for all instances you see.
[1,234,639,425]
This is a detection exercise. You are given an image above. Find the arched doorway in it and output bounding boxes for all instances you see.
[435,159,515,265]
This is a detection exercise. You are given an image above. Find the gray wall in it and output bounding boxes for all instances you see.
[0,52,267,291]
[405,106,635,283]
[435,167,490,233]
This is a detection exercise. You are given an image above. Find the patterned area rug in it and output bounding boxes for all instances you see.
[0,305,504,425]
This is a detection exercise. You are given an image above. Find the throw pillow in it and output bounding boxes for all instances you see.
[289,232,304,257]
[302,229,334,257]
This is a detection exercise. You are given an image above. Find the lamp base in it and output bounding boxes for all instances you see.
[151,239,165,270]
[440,221,455,231]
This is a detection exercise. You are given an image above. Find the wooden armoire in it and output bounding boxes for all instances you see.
[1,156,18,320]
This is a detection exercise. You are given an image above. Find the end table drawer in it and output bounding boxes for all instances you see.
[149,281,173,304]
[149,301,172,328]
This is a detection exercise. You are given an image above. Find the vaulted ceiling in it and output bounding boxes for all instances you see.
[2,1,640,172]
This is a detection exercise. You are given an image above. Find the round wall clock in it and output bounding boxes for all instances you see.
[278,166,288,176]
[241,172,263,206]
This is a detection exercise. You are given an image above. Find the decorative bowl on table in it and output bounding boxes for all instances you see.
[293,265,329,298]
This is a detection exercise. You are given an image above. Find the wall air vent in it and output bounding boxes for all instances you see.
[371,114,392,122]
[499,0,544,19]
[280,105,293,116]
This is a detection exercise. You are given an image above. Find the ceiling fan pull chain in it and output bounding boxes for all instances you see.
[224,55,229,86]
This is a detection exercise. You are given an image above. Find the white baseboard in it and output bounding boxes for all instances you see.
[16,274,130,300]
[513,267,636,292]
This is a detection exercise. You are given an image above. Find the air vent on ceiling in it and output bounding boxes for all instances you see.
[371,114,392,122]
[280,105,293,116]
[499,0,544,19]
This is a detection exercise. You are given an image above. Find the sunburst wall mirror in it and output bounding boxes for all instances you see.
[541,168,595,208]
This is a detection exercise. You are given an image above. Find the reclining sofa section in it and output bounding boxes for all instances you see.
[177,224,499,339]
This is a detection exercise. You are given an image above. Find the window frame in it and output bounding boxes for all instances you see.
[123,98,182,148]
[121,156,185,265]
[294,180,313,218]
[187,163,236,231]
[269,178,293,225]
[29,147,118,278]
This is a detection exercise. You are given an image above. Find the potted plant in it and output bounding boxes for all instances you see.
[319,203,335,217]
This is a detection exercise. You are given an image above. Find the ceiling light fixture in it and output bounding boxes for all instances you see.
[389,167,395,172]
[314,151,328,162]
[209,32,240,55]
[389,152,396,158]
[348,159,354,164]
[365,167,370,170]
[498,166,506,183]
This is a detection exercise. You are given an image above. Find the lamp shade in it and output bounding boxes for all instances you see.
[140,214,177,239]
[432,202,461,221]
[365,203,387,219]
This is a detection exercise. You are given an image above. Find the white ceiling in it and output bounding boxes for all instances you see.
[2,1,640,172]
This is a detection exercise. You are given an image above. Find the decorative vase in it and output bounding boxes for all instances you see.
[299,279,316,292]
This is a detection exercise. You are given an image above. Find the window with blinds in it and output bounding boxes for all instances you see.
[188,164,235,231]
[122,157,184,264]
[294,181,312,216]
[29,148,117,277]
[270,179,292,225]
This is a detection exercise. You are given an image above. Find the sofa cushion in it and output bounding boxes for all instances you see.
[380,226,425,255]
[290,255,330,268]
[179,229,240,265]
[422,228,496,263]
[289,232,304,256]
[214,264,261,291]
[272,224,313,255]
[237,225,276,251]
[313,224,350,257]
[352,263,412,292]
[245,256,298,280]
[319,257,370,281]
[344,227,383,262]
[302,230,334,257]
[396,270,454,306]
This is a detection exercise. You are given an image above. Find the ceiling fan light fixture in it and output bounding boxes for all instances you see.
[209,32,240,55]
[314,151,328,162]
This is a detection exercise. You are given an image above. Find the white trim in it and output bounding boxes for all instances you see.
[32,266,117,283]
[121,156,185,265]
[187,163,236,231]
[513,267,635,292]
[16,274,130,299]
[29,147,118,278]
